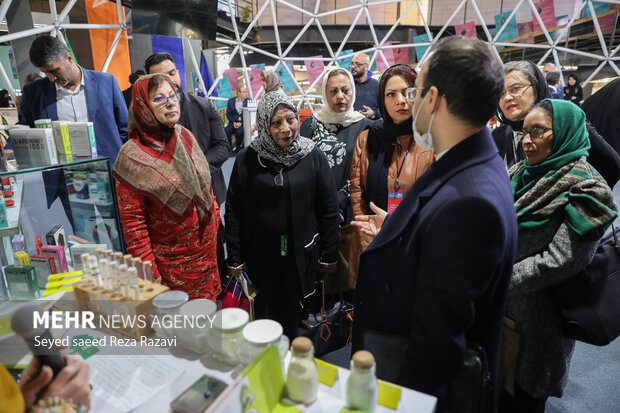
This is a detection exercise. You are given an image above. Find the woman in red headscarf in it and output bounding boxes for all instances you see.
[113,73,221,299]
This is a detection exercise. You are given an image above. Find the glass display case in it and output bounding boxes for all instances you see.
[0,157,123,268]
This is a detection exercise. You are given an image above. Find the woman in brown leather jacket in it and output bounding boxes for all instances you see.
[348,64,434,288]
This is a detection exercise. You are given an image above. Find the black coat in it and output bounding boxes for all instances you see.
[177,91,231,205]
[225,146,339,295]
[492,120,620,188]
[353,129,518,403]
[582,78,620,155]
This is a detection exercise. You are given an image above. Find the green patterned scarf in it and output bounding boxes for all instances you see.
[510,99,617,238]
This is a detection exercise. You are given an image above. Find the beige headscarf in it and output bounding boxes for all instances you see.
[314,67,365,128]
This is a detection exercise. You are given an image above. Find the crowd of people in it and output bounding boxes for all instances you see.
[6,34,620,412]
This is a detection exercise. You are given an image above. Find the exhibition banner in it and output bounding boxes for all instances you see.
[251,63,266,71]
[198,52,217,97]
[532,0,557,33]
[305,56,325,86]
[583,1,616,32]
[248,69,263,97]
[517,22,535,44]
[414,34,433,61]
[393,46,410,65]
[494,11,519,43]
[375,43,395,72]
[337,49,354,72]
[275,62,296,92]
[455,21,477,38]
[151,35,186,92]
[224,68,239,92]
[85,0,131,90]
[214,77,232,110]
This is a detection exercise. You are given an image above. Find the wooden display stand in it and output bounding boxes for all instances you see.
[73,278,169,339]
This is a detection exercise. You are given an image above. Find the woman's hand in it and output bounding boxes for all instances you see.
[227,262,246,278]
[20,355,91,411]
[351,202,388,240]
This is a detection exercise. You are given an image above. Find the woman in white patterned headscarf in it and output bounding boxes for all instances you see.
[300,67,370,224]
[224,92,339,339]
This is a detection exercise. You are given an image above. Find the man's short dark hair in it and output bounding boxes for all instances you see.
[144,53,175,74]
[545,70,561,87]
[129,70,146,84]
[422,36,504,127]
[29,35,70,67]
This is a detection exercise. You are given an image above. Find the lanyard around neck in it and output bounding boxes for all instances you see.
[395,135,415,191]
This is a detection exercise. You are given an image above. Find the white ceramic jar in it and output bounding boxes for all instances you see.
[237,319,289,365]
[177,299,217,354]
[151,291,189,339]
[346,350,377,412]
[207,308,249,365]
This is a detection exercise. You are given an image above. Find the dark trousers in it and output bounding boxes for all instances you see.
[499,384,547,413]
[224,122,244,153]
[253,253,301,341]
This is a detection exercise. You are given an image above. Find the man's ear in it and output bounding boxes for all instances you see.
[425,86,440,114]
[66,52,74,64]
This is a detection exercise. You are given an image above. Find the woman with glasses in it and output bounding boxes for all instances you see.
[348,64,434,288]
[113,74,222,299]
[224,92,339,339]
[493,61,620,188]
[500,99,617,412]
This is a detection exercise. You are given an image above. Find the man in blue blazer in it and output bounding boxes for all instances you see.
[352,37,518,410]
[225,85,248,153]
[18,36,127,166]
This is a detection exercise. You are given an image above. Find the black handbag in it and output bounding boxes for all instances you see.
[549,223,620,346]
[297,279,354,357]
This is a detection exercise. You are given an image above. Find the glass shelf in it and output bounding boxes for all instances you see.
[0,157,111,178]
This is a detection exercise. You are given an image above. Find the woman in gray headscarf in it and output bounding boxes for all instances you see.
[225,92,339,339]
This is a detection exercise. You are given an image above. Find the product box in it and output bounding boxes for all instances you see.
[34,118,53,128]
[51,121,72,162]
[45,225,66,247]
[67,122,97,159]
[69,243,106,270]
[41,245,68,273]
[10,128,59,168]
[11,234,25,252]
[4,265,41,299]
[0,199,7,229]
[31,254,57,288]
[14,250,30,266]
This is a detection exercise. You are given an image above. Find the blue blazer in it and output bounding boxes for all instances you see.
[353,128,518,401]
[18,67,128,165]
[226,97,248,124]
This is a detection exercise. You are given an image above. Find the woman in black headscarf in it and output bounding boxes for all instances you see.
[225,92,339,339]
[0,90,11,108]
[563,73,583,106]
[493,61,620,188]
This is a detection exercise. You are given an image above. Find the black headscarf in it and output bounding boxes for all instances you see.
[582,78,620,154]
[496,61,551,132]
[0,90,10,108]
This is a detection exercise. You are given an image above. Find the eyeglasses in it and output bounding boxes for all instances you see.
[152,92,180,107]
[522,127,552,140]
[349,62,367,68]
[501,84,531,98]
[405,87,427,101]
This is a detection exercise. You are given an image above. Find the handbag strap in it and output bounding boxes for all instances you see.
[612,222,618,248]
[319,278,332,342]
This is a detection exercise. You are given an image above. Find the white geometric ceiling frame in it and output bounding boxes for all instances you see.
[0,0,131,101]
[207,0,620,115]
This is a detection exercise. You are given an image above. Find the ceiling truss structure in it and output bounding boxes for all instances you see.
[0,0,618,110]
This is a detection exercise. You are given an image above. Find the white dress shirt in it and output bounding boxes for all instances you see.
[56,68,88,122]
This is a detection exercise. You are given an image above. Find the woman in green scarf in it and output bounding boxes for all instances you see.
[502,99,617,412]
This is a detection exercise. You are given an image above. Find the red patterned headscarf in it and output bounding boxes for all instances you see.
[113,74,213,226]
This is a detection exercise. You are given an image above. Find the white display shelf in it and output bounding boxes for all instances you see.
[68,192,114,207]
[0,180,23,234]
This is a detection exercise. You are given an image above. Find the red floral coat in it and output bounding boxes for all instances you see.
[116,181,222,299]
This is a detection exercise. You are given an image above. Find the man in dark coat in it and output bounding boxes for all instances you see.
[145,53,230,205]
[352,37,518,410]
[122,70,145,109]
[224,85,248,153]
[582,78,620,156]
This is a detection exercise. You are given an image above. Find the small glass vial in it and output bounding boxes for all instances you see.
[113,252,123,265]
[118,264,129,297]
[286,337,318,404]
[131,257,143,279]
[108,261,120,292]
[123,254,133,267]
[128,267,140,299]
[95,248,105,261]
[104,249,114,261]
[89,256,102,287]
[346,351,377,412]
[80,253,91,276]
[143,260,154,282]
[99,259,111,290]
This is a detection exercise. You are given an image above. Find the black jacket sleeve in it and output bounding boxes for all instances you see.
[205,101,231,169]
[586,120,620,188]
[224,154,244,263]
[314,150,339,263]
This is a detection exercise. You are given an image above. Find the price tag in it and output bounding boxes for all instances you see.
[315,358,339,386]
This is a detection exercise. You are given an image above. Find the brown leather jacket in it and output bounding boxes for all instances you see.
[348,129,434,287]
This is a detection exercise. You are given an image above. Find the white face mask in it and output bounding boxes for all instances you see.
[412,93,437,151]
